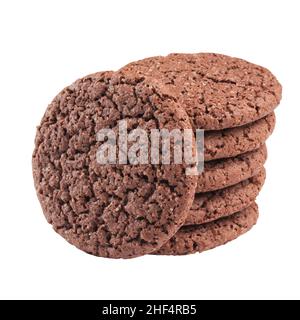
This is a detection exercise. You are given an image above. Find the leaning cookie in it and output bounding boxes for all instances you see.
[204,113,275,161]
[197,144,267,192]
[32,71,198,259]
[119,53,282,130]
[186,168,265,226]
[153,203,259,255]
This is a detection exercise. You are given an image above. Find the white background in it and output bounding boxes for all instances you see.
[0,0,299,300]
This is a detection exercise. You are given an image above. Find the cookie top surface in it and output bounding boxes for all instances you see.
[154,203,259,255]
[120,53,282,130]
[32,71,198,258]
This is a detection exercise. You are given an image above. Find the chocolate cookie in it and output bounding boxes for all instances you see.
[119,53,282,130]
[154,203,259,255]
[185,168,265,226]
[205,113,275,161]
[32,71,198,259]
[197,144,267,192]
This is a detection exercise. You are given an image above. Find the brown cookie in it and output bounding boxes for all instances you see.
[205,113,275,161]
[197,144,267,192]
[32,71,198,259]
[185,168,265,226]
[119,53,282,130]
[154,203,259,255]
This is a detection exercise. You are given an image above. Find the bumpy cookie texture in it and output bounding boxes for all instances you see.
[154,203,259,255]
[204,113,275,161]
[197,145,267,192]
[120,53,282,130]
[32,71,198,259]
[185,168,265,226]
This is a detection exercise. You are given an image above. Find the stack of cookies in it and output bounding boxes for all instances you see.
[33,53,281,258]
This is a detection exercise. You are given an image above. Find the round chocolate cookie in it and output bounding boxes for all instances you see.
[32,71,198,259]
[154,203,259,255]
[197,144,267,192]
[119,53,282,130]
[185,168,265,226]
[204,113,275,161]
